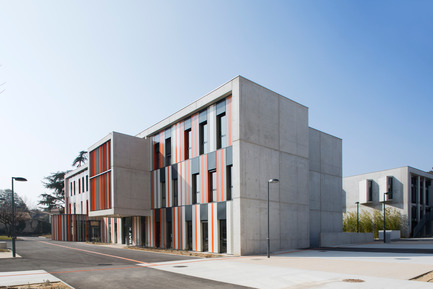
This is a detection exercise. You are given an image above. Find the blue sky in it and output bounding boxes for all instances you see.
[1,1,432,208]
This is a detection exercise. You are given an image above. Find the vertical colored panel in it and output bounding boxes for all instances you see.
[211,204,214,253]
[227,95,232,146]
[167,167,170,207]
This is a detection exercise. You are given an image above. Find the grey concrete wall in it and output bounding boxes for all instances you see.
[309,128,343,248]
[237,77,310,255]
[320,232,374,247]
[112,132,151,216]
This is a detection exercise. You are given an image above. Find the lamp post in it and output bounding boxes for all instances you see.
[383,192,390,243]
[267,178,279,258]
[11,177,27,257]
[355,202,360,233]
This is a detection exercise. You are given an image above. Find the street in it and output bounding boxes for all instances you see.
[0,237,250,289]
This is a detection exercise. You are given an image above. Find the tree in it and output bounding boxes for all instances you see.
[38,171,68,213]
[72,151,88,167]
[0,189,30,236]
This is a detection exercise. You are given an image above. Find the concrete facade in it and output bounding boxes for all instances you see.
[55,76,347,255]
[343,166,433,238]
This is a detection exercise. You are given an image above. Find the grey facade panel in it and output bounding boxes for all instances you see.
[200,204,208,221]
[160,168,165,182]
[191,157,200,174]
[226,146,233,165]
[166,207,172,221]
[199,110,207,123]
[208,151,216,171]
[216,99,226,115]
[184,117,191,130]
[172,164,178,180]
[165,128,171,139]
[185,205,192,221]
[217,202,226,220]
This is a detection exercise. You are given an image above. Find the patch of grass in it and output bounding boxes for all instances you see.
[0,236,12,240]
[0,249,9,252]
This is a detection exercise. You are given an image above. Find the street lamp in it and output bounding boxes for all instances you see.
[355,202,360,233]
[383,192,390,243]
[11,177,27,257]
[267,178,279,258]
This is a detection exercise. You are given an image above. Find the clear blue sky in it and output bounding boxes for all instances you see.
[1,1,432,208]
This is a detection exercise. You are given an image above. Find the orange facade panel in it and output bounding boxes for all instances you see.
[90,140,112,211]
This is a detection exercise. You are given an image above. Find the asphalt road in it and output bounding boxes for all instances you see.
[0,237,251,289]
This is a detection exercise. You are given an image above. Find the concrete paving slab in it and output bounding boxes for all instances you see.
[0,270,62,287]
[150,257,433,289]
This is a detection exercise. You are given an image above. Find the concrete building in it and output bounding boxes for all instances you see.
[53,76,355,255]
[343,166,433,238]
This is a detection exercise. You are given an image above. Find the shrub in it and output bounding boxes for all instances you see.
[343,208,402,238]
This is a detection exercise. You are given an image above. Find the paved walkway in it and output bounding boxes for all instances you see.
[2,238,433,288]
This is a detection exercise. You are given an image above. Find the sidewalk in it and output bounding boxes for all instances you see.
[148,239,433,289]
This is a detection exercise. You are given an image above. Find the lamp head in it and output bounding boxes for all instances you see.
[12,177,27,182]
[268,179,279,183]
[355,201,360,205]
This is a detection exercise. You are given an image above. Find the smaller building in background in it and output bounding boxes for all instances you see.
[343,166,433,237]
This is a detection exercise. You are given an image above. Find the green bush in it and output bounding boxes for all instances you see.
[343,208,402,238]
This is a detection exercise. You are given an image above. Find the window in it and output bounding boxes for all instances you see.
[420,178,424,205]
[411,176,417,204]
[82,177,85,192]
[86,176,89,192]
[78,179,81,194]
[208,170,217,202]
[154,143,160,169]
[81,201,83,214]
[70,182,73,196]
[185,129,192,160]
[199,122,208,155]
[192,173,199,204]
[161,181,166,208]
[73,181,76,195]
[226,165,233,200]
[173,179,178,206]
[217,113,227,149]
[367,180,373,202]
[387,176,393,200]
[165,137,171,166]
[427,180,431,206]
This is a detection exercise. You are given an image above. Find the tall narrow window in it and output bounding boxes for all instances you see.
[427,180,431,206]
[226,165,233,200]
[154,143,160,169]
[192,173,199,204]
[70,182,73,196]
[165,137,171,166]
[367,180,373,202]
[73,181,76,195]
[217,113,227,149]
[387,176,394,200]
[161,181,166,208]
[411,176,417,204]
[208,170,217,202]
[82,177,85,192]
[199,122,208,155]
[173,179,178,206]
[78,179,81,194]
[86,176,89,192]
[185,129,192,160]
